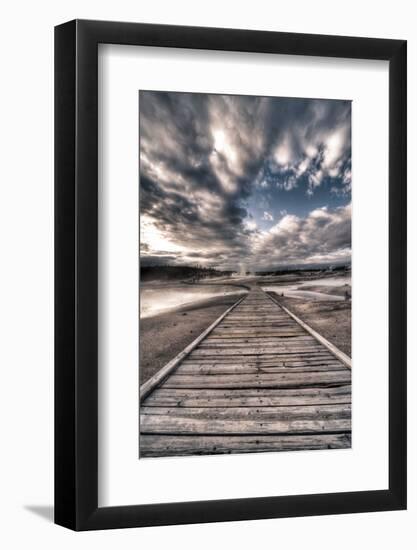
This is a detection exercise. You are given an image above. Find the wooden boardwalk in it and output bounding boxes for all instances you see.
[140,287,351,457]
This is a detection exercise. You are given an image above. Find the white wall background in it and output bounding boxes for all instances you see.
[0,0,415,548]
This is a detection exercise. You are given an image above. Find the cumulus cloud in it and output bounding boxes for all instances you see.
[139,91,351,270]
[251,203,351,270]
[262,211,274,222]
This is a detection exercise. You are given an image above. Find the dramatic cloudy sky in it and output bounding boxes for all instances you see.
[139,91,351,271]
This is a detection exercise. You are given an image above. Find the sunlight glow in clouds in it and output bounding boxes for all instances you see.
[140,92,351,271]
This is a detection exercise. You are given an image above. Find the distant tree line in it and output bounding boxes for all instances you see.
[140,264,234,282]
[255,264,351,276]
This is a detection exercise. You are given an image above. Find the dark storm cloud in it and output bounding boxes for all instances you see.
[139,91,351,270]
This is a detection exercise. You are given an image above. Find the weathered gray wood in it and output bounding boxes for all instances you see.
[195,342,322,348]
[144,393,351,408]
[202,335,316,340]
[145,385,351,406]
[181,352,336,363]
[225,317,288,321]
[162,371,351,389]
[181,353,337,363]
[190,346,325,356]
[140,415,351,435]
[201,337,316,343]
[208,334,305,340]
[180,363,343,371]
[175,364,345,375]
[226,314,289,318]
[182,358,343,367]
[198,342,318,349]
[218,322,297,326]
[207,333,308,340]
[140,433,351,456]
[222,315,294,328]
[194,348,324,356]
[149,385,352,398]
[141,404,351,420]
[211,330,301,334]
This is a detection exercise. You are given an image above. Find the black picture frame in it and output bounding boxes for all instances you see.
[55,19,407,531]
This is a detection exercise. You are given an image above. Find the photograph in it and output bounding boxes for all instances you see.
[138,91,352,458]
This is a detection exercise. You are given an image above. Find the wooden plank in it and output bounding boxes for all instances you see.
[216,324,302,330]
[230,310,283,314]
[190,346,324,356]
[206,337,307,342]
[166,371,352,383]
[225,317,289,321]
[225,314,289,318]
[140,433,351,456]
[218,327,300,331]
[220,320,296,323]
[182,358,344,367]
[162,371,351,389]
[207,333,308,339]
[141,403,351,420]
[208,334,306,339]
[180,363,344,371]
[175,364,345,375]
[212,330,301,334]
[144,393,351,408]
[221,324,300,327]
[144,385,351,404]
[140,415,351,435]
[150,385,351,396]
[189,350,328,361]
[182,353,338,363]
[202,336,317,341]
[198,341,318,348]
[190,347,329,354]
[226,311,288,314]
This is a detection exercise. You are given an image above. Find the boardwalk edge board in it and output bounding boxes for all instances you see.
[140,294,247,400]
[265,291,352,369]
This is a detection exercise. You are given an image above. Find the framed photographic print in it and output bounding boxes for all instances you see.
[55,20,407,530]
